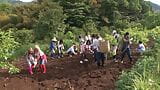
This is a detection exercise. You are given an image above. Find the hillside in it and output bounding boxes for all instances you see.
[150,2,160,11]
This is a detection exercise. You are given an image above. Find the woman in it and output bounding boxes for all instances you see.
[57,40,64,58]
[35,45,47,74]
[80,40,93,63]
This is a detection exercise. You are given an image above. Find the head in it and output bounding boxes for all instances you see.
[124,32,129,37]
[95,34,99,39]
[34,45,40,53]
[91,34,95,38]
[112,30,117,35]
[28,48,33,53]
[79,36,81,39]
[139,41,142,44]
[59,39,63,44]
[86,40,91,45]
[125,32,129,36]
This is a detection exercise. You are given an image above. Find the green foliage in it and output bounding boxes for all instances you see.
[13,29,34,44]
[141,12,160,29]
[0,3,12,13]
[34,1,66,40]
[83,19,98,34]
[0,62,20,74]
[121,27,149,44]
[0,30,18,60]
[116,28,160,90]
[104,34,118,46]
[59,0,93,28]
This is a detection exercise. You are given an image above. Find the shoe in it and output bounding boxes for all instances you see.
[51,57,55,59]
[80,61,83,64]
[121,61,124,63]
[84,59,88,61]
[115,60,118,62]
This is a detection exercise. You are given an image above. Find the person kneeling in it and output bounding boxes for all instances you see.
[137,41,145,55]
[26,48,37,75]
[67,44,78,57]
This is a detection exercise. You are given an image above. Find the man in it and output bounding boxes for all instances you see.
[120,32,132,63]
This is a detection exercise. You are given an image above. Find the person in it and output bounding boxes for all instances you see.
[137,41,145,54]
[112,30,119,62]
[57,40,64,58]
[35,45,47,74]
[50,37,57,59]
[120,32,132,63]
[79,36,85,54]
[67,43,78,57]
[92,35,106,67]
[80,40,93,63]
[112,45,118,62]
[26,48,37,75]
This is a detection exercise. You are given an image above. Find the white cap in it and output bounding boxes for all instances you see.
[52,37,57,41]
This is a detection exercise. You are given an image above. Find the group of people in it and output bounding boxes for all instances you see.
[111,30,146,63]
[26,30,146,75]
[26,45,47,75]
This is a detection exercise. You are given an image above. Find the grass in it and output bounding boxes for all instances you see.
[116,37,160,90]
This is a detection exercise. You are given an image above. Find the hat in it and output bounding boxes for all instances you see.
[52,37,57,41]
[112,30,117,34]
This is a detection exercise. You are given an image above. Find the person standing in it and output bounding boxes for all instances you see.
[57,40,64,58]
[79,36,85,54]
[120,32,132,63]
[50,37,57,59]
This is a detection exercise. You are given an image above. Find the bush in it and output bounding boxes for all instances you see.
[120,27,149,45]
[13,29,34,44]
[0,62,20,74]
[0,30,18,60]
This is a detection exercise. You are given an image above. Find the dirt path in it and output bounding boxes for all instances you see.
[0,44,145,90]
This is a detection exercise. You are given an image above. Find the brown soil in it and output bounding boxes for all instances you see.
[0,44,151,90]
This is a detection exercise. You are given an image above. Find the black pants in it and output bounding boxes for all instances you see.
[121,48,132,61]
[94,51,105,66]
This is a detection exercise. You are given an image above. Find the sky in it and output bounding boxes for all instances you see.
[19,0,34,2]
[145,0,160,5]
[20,0,160,5]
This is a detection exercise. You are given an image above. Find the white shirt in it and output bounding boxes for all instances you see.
[138,44,145,51]
[92,39,99,50]
[67,46,76,54]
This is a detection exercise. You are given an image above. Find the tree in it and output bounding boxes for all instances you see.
[34,1,66,40]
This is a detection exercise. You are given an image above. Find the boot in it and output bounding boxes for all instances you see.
[42,65,46,74]
[28,67,33,75]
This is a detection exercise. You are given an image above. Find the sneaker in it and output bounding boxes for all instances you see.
[51,57,55,59]
[69,55,72,57]
[80,61,83,64]
[121,61,124,63]
[84,59,88,61]
[115,60,118,62]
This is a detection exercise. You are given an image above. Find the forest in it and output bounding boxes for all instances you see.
[0,0,160,89]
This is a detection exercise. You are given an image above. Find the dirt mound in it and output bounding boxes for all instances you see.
[0,45,140,90]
